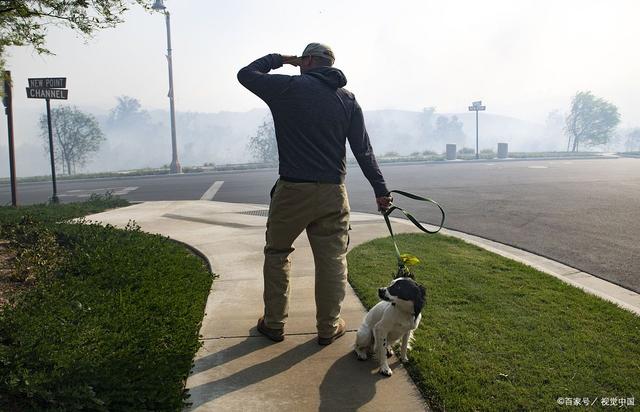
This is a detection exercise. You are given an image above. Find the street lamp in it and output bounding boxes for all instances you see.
[152,0,181,174]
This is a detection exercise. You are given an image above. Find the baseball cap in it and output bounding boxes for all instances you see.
[300,43,335,65]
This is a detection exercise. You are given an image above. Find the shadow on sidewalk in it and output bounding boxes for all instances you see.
[186,336,322,410]
[190,336,266,375]
[318,353,390,412]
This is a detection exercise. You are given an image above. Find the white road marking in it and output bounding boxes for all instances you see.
[200,181,224,200]
[528,165,548,169]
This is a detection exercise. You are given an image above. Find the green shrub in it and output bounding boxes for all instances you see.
[457,147,475,154]
[0,193,128,227]
[2,216,67,284]
[0,199,213,411]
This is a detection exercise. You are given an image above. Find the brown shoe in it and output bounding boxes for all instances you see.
[318,318,346,346]
[257,317,284,342]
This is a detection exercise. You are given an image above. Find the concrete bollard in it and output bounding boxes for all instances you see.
[497,143,508,159]
[446,144,457,160]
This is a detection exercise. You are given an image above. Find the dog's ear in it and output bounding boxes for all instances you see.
[414,286,427,317]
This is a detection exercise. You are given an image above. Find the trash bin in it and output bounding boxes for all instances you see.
[497,143,508,159]
[446,144,457,160]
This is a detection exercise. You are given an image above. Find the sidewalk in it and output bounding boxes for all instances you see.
[86,200,640,411]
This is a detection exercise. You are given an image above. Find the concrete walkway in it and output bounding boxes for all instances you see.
[86,200,640,412]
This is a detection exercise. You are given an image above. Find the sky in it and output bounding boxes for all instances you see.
[4,0,640,125]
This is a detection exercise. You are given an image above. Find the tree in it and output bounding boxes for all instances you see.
[40,106,105,175]
[0,0,147,73]
[565,91,620,152]
[107,95,150,128]
[625,128,640,152]
[248,117,278,163]
[434,115,466,144]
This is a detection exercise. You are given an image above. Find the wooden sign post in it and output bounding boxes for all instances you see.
[3,71,17,206]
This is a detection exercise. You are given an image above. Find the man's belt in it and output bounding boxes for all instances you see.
[280,176,338,184]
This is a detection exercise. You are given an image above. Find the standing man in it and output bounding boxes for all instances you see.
[238,43,392,345]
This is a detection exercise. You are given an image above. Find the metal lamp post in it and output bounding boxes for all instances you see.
[152,0,181,174]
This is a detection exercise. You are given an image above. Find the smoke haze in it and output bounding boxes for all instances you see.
[1,0,638,176]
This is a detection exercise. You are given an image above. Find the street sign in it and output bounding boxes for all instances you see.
[469,100,487,159]
[27,76,68,202]
[26,87,68,100]
[28,77,66,88]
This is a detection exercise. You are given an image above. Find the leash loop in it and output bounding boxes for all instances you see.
[381,190,446,274]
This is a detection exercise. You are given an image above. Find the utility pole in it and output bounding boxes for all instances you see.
[468,100,486,159]
[3,71,17,206]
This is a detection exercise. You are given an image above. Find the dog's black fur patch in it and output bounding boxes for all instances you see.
[387,278,427,317]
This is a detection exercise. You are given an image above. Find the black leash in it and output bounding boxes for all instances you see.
[381,190,446,277]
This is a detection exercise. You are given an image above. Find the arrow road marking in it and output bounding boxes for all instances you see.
[200,181,224,200]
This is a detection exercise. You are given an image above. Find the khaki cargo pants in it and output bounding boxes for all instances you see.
[263,179,350,338]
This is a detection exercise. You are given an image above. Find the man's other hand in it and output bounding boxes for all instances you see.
[376,195,393,212]
[282,55,300,66]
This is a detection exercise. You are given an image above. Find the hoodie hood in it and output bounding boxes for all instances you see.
[305,67,347,89]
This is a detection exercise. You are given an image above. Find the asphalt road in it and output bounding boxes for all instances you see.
[1,158,638,292]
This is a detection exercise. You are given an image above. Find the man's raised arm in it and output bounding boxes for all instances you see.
[237,54,298,102]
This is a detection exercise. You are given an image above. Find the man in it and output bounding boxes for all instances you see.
[238,43,392,345]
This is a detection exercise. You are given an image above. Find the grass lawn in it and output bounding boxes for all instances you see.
[347,233,640,411]
[0,197,213,411]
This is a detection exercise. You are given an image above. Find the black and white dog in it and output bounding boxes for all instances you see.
[354,277,426,376]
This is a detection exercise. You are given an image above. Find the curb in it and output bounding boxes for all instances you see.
[373,154,619,168]
[0,156,621,188]
[167,237,217,279]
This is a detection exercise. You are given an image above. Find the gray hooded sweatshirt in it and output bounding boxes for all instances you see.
[237,54,388,197]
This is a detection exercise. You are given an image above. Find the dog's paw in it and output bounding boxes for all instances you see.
[379,366,393,377]
[386,347,393,358]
